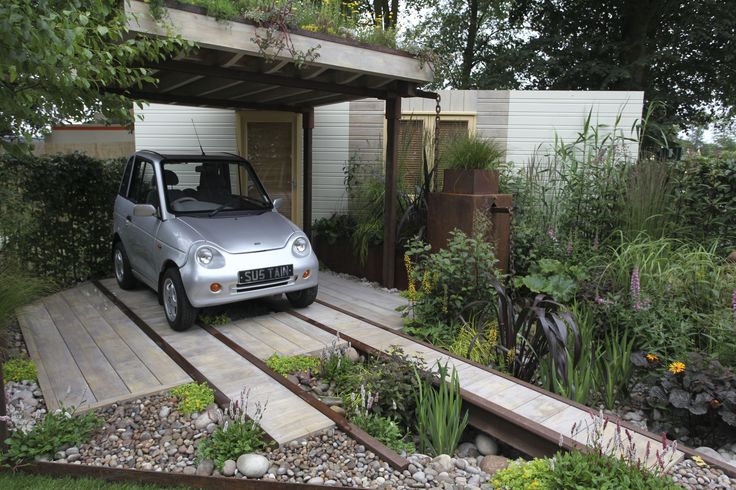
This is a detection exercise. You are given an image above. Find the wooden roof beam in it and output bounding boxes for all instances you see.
[108,88,303,113]
[148,61,391,99]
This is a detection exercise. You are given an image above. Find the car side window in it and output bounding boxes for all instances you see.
[128,159,157,205]
[118,157,134,197]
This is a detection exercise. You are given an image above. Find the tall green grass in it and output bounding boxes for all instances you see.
[443,134,505,170]
[0,260,47,331]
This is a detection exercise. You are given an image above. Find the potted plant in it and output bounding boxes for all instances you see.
[441,134,505,194]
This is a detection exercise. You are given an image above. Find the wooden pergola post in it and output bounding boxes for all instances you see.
[302,109,315,238]
[382,96,401,288]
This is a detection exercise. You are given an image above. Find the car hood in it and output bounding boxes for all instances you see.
[178,211,299,254]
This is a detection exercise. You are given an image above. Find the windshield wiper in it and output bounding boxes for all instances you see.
[208,203,229,217]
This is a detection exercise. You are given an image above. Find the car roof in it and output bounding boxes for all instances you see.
[135,150,246,162]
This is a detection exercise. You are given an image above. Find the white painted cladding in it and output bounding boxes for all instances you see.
[133,104,238,154]
[502,91,644,165]
[312,103,350,218]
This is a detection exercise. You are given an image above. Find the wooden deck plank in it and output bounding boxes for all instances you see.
[42,293,130,402]
[253,316,326,354]
[61,288,161,394]
[317,288,404,329]
[235,319,303,355]
[514,394,571,424]
[270,312,341,347]
[17,307,62,410]
[320,273,406,310]
[18,303,95,409]
[80,283,189,386]
[216,324,276,359]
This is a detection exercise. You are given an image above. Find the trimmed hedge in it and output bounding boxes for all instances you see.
[0,152,125,287]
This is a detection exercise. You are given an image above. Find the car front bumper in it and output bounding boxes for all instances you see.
[179,246,319,308]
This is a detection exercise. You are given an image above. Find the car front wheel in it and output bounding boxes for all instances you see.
[113,242,137,290]
[161,268,198,331]
[286,286,318,308]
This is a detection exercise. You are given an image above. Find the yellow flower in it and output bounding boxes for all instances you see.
[668,361,686,374]
[645,353,659,364]
[692,455,708,467]
[404,255,417,302]
[421,270,432,294]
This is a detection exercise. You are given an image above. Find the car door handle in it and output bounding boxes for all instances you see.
[126,215,132,222]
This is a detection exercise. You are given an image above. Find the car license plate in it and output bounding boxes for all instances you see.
[239,265,293,284]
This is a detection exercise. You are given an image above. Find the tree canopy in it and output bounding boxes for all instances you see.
[409,0,736,131]
[0,0,188,154]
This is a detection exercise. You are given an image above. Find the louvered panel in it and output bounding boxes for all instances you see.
[398,120,424,190]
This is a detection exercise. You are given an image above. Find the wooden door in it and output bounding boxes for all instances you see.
[245,121,294,220]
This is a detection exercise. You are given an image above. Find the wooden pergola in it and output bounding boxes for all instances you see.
[117,0,436,288]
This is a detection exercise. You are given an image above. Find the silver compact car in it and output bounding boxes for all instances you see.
[112,151,318,331]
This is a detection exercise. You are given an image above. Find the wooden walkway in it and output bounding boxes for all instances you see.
[18,284,190,411]
[310,274,684,470]
[18,271,684,466]
[97,279,335,444]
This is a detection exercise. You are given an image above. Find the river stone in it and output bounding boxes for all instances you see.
[695,446,726,462]
[346,347,360,362]
[237,453,270,478]
[480,455,510,475]
[307,477,325,485]
[330,405,346,416]
[194,412,213,430]
[475,433,499,455]
[456,441,480,458]
[196,459,214,476]
[432,454,454,473]
[222,459,237,477]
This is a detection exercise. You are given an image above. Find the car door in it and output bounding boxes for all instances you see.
[125,157,162,285]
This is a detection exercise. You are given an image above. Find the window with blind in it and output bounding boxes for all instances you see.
[397,118,470,190]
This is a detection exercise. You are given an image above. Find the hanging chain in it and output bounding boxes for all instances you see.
[433,94,442,190]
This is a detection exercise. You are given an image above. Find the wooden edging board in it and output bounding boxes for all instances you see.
[198,322,410,471]
[309,300,736,478]
[91,280,276,445]
[3,462,350,489]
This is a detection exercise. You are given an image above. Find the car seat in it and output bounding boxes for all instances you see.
[197,163,230,203]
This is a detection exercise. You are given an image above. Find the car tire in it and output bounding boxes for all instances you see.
[161,267,198,332]
[286,286,318,308]
[113,242,137,290]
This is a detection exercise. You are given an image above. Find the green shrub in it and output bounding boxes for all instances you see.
[312,214,356,246]
[492,451,679,490]
[266,354,320,377]
[196,420,268,471]
[491,458,552,489]
[2,409,101,464]
[448,320,498,365]
[402,217,500,328]
[671,155,736,251]
[3,357,37,383]
[414,363,468,456]
[170,383,215,415]
[443,134,505,170]
[352,412,414,454]
[0,153,125,287]
[513,258,588,303]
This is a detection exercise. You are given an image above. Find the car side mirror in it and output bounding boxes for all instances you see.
[273,198,284,211]
[133,204,158,218]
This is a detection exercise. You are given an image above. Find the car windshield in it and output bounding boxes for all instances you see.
[161,160,272,216]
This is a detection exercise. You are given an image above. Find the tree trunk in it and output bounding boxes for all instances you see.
[459,0,480,88]
[0,348,7,451]
[613,0,663,91]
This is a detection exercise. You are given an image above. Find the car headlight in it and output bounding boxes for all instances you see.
[292,237,310,257]
[195,246,225,268]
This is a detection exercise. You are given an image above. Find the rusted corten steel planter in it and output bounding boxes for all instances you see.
[313,237,408,289]
[428,169,512,272]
